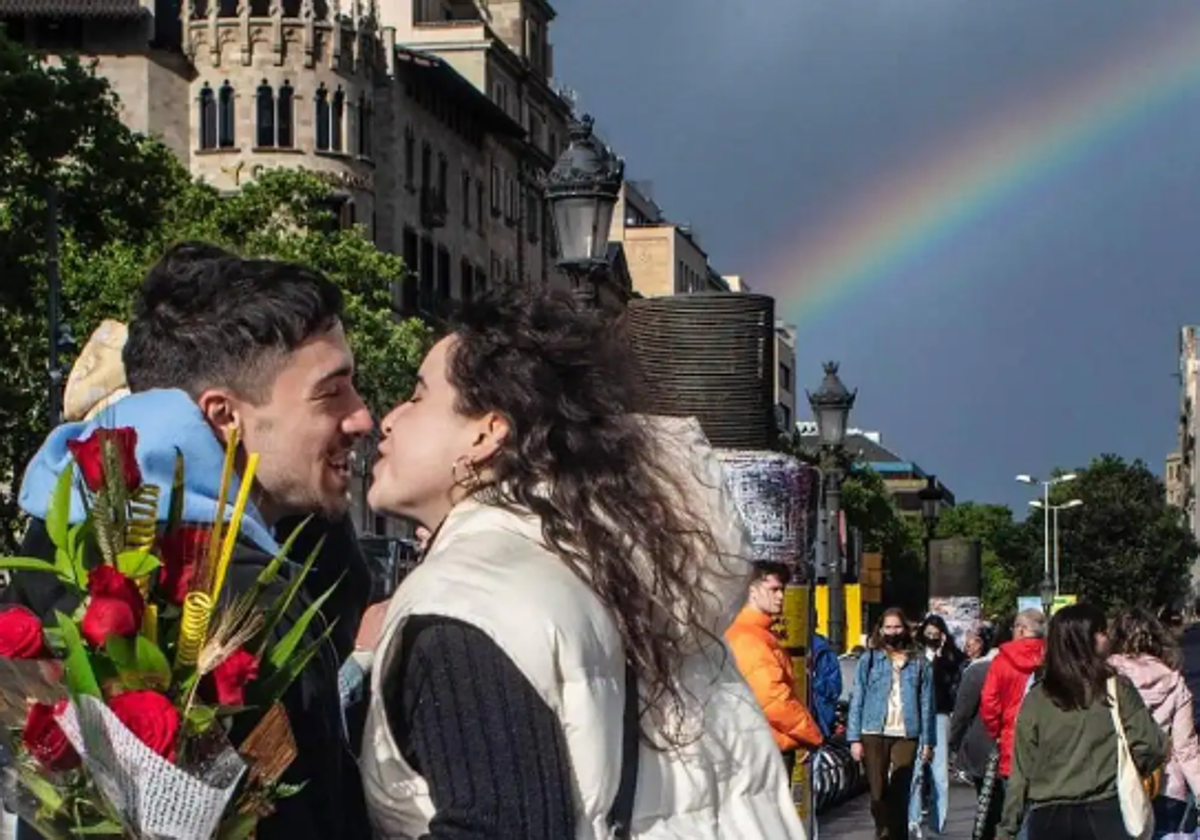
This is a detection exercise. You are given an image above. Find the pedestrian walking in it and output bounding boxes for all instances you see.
[998,604,1167,840]
[979,609,1046,839]
[1110,608,1200,839]
[949,627,1002,839]
[847,607,936,840]
[912,614,967,834]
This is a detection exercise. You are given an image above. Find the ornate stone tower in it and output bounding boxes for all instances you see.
[181,1,383,221]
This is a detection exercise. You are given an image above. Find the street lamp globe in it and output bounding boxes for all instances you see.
[543,115,624,273]
[919,474,943,535]
[806,361,857,449]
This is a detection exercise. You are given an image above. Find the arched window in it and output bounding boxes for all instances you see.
[250,0,270,14]
[357,92,372,158]
[331,86,345,152]
[218,0,237,16]
[198,84,216,150]
[217,81,235,148]
[315,84,330,151]
[255,81,274,148]
[282,0,301,15]
[276,82,294,148]
[192,0,210,18]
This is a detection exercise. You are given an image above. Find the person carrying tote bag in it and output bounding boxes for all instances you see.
[997,604,1166,840]
[1109,674,1161,839]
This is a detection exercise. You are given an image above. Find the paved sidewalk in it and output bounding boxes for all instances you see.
[818,782,978,839]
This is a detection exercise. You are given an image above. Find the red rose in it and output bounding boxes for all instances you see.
[108,690,179,763]
[0,606,47,659]
[156,527,211,606]
[66,427,141,493]
[88,565,141,603]
[209,648,259,707]
[23,700,80,771]
[81,565,144,647]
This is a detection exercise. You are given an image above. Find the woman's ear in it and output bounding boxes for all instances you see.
[470,411,510,463]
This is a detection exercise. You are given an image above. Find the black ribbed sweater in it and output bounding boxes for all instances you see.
[382,615,578,840]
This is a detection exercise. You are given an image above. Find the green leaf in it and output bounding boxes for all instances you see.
[252,535,325,658]
[185,704,217,736]
[115,548,160,578]
[46,465,75,550]
[0,556,61,574]
[165,448,186,533]
[55,611,101,699]
[66,520,93,588]
[69,820,125,835]
[135,635,171,689]
[265,576,343,674]
[255,515,313,589]
[216,813,259,840]
[254,619,338,705]
[104,635,142,689]
[18,767,64,815]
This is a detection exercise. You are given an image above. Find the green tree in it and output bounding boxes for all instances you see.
[63,169,432,417]
[0,34,187,552]
[1041,455,1196,610]
[935,502,1040,619]
[0,34,429,553]
[841,467,925,617]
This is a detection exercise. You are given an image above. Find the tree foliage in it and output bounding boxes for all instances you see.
[1042,455,1196,611]
[0,34,429,553]
[839,467,925,618]
[935,502,1040,620]
[0,35,186,553]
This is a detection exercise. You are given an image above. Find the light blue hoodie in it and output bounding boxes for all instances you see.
[18,388,279,555]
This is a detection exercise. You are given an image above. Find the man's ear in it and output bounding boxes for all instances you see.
[196,388,242,445]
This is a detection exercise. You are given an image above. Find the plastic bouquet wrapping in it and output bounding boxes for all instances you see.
[0,426,335,839]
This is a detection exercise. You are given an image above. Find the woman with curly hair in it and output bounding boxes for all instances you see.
[1110,607,1200,839]
[359,287,804,839]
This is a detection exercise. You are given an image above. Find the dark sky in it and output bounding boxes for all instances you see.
[552,0,1200,516]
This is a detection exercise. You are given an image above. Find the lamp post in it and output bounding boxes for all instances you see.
[543,115,624,310]
[1016,472,1078,615]
[919,474,943,543]
[806,361,856,652]
[45,182,74,428]
[1028,498,1084,597]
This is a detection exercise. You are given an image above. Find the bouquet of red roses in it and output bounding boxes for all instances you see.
[0,426,335,839]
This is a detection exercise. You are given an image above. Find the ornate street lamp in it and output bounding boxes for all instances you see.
[806,362,856,652]
[543,115,624,308]
[919,474,943,541]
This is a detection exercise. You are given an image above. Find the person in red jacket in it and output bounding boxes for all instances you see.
[979,608,1045,839]
[726,563,824,780]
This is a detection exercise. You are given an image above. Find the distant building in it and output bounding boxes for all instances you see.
[608,180,728,297]
[794,422,956,517]
[775,323,796,432]
[1173,326,1200,591]
[1167,450,1185,509]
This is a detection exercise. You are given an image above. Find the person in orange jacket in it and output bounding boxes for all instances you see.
[726,562,825,779]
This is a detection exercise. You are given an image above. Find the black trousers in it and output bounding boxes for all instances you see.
[1027,797,1129,840]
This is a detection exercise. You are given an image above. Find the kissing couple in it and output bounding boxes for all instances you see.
[9,243,809,840]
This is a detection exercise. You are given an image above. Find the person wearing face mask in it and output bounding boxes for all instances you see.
[848,607,936,840]
[911,615,967,835]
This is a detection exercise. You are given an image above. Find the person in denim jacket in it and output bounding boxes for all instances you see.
[848,607,937,840]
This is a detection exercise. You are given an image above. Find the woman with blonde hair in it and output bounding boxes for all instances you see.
[360,287,804,839]
[1110,607,1200,838]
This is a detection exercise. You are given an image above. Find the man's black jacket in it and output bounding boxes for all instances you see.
[4,514,373,840]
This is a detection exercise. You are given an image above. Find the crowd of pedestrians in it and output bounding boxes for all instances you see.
[835,602,1200,840]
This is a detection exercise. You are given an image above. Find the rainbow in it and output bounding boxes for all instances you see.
[762,14,1200,323]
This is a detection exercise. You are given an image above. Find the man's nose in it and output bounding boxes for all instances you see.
[344,404,375,437]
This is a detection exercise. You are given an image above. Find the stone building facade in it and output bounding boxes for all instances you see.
[0,0,579,539]
[0,0,571,316]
